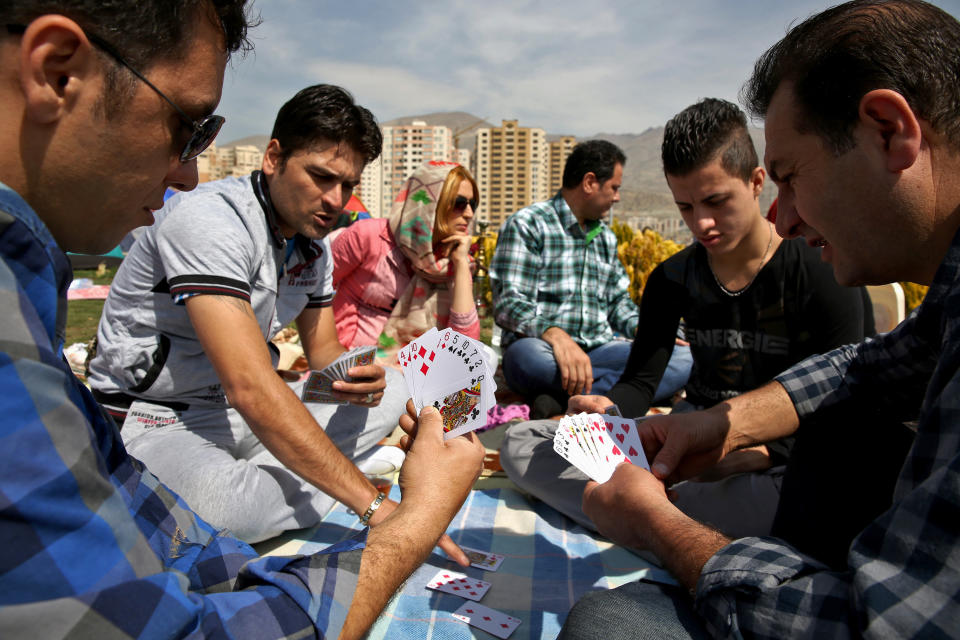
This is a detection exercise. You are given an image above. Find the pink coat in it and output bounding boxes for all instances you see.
[332,218,480,347]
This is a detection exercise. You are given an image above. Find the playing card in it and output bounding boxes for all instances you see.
[555,413,649,482]
[300,370,346,404]
[604,404,623,417]
[422,375,487,440]
[403,328,440,399]
[433,329,496,411]
[426,570,491,601]
[451,602,521,639]
[400,329,495,439]
[602,416,650,470]
[348,345,376,369]
[460,546,505,572]
[554,419,602,481]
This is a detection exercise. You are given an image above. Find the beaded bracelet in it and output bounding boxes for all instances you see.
[359,492,386,526]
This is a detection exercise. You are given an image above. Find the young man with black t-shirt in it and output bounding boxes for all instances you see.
[501,98,879,540]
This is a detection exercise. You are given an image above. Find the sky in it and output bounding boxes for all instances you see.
[215,0,960,144]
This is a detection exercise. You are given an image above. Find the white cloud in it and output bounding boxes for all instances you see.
[215,0,960,143]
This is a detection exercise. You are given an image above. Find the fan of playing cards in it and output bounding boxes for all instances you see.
[554,413,651,483]
[398,327,496,439]
[300,345,377,404]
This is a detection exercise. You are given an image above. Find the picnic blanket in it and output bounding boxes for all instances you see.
[258,486,675,639]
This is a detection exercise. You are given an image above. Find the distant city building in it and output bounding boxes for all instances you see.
[455,148,472,175]
[619,213,693,245]
[357,155,382,216]
[197,143,263,183]
[474,119,549,227]
[358,121,456,218]
[548,136,576,194]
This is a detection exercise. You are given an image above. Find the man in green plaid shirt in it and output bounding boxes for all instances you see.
[491,140,680,414]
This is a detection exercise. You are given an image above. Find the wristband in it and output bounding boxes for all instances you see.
[359,492,386,526]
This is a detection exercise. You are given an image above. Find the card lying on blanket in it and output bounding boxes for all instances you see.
[426,569,492,601]
[460,546,505,572]
[553,413,650,483]
[300,345,377,404]
[452,602,521,639]
[398,328,496,440]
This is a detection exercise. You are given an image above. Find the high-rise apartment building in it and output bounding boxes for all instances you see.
[548,136,576,194]
[356,155,381,216]
[360,121,458,218]
[196,144,263,183]
[474,120,549,227]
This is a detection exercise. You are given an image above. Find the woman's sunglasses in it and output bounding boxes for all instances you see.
[452,196,479,213]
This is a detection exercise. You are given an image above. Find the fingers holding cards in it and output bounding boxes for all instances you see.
[554,413,650,483]
[300,345,377,404]
[401,329,496,440]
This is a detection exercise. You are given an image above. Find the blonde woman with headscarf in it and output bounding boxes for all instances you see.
[332,161,481,353]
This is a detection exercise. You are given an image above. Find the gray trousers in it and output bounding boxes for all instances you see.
[121,368,406,543]
[500,419,784,541]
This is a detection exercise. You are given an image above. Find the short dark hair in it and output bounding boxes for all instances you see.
[662,98,758,182]
[562,139,626,189]
[2,1,254,68]
[270,84,383,168]
[3,1,255,116]
[742,0,960,155]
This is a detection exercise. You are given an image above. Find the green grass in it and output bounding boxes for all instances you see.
[64,264,498,348]
[65,265,117,347]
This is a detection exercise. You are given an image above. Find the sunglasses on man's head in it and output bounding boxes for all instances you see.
[452,196,479,213]
[6,23,224,163]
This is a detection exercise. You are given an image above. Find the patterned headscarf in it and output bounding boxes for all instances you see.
[383,161,473,344]
[387,160,460,283]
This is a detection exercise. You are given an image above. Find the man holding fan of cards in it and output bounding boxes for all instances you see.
[87,85,471,562]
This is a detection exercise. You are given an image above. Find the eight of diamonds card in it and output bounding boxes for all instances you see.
[425,570,492,601]
[452,602,521,639]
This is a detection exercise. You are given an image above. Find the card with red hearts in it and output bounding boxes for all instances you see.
[553,413,650,483]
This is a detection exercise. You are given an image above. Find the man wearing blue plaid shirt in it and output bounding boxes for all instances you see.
[491,140,691,414]
[0,3,483,639]
[560,1,960,638]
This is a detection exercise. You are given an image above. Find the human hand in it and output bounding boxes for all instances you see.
[637,409,731,485]
[542,327,593,395]
[567,394,613,414]
[581,463,675,551]
[439,233,472,266]
[397,401,485,566]
[333,363,386,407]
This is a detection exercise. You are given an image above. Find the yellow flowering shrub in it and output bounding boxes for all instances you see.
[900,281,927,314]
[612,221,684,305]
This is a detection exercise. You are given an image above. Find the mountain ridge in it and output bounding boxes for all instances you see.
[221,111,775,215]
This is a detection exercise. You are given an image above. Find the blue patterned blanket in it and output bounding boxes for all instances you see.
[260,486,675,639]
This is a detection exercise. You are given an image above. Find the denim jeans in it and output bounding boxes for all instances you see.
[559,580,709,639]
[501,337,692,403]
